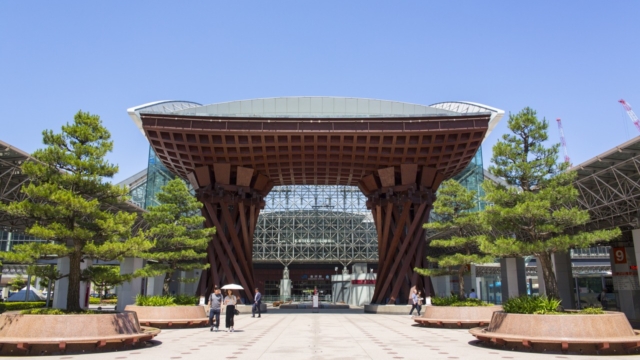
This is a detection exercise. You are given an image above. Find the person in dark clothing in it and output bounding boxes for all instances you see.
[252,287,262,318]
[209,286,222,331]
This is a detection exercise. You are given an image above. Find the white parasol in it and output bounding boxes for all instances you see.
[221,284,244,290]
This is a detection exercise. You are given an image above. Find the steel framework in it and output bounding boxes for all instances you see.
[572,136,640,232]
[253,185,377,264]
[0,139,148,234]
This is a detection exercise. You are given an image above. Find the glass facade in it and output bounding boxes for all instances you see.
[0,230,43,252]
[143,146,176,209]
[452,146,486,212]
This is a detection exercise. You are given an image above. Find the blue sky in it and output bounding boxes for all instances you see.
[1,1,639,184]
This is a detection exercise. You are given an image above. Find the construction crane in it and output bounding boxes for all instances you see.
[556,118,570,164]
[619,99,640,132]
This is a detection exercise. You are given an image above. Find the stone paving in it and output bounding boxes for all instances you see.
[18,309,638,359]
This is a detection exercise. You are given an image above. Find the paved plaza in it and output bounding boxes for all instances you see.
[16,310,636,360]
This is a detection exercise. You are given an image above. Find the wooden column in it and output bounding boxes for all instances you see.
[359,164,444,304]
[188,165,272,301]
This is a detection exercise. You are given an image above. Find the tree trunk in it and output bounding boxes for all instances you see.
[66,252,82,312]
[458,265,466,299]
[163,272,172,295]
[537,252,560,300]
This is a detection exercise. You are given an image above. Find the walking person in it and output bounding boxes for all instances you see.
[409,289,420,317]
[223,289,237,332]
[252,287,262,318]
[209,286,222,332]
[416,291,423,316]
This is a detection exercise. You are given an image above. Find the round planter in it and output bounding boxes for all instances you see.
[124,305,208,328]
[469,311,640,355]
[0,311,159,355]
[414,305,502,328]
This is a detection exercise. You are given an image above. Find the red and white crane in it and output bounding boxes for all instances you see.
[556,118,570,164]
[619,99,640,132]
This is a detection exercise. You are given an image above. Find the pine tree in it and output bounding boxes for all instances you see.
[140,179,215,295]
[481,107,620,300]
[0,111,153,311]
[415,179,493,298]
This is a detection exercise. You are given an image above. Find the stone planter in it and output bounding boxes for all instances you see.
[469,311,640,355]
[414,305,502,328]
[124,305,208,328]
[0,312,159,355]
[364,304,411,314]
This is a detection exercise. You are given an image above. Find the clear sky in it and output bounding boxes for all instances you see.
[2,1,639,184]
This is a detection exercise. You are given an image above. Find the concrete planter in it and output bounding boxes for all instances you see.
[414,305,502,328]
[124,305,208,328]
[470,311,640,355]
[0,312,159,355]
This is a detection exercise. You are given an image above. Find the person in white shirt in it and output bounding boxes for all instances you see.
[223,289,237,332]
[469,289,478,299]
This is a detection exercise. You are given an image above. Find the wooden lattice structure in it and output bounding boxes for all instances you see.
[135,99,490,302]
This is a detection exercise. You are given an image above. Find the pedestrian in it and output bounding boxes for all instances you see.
[209,286,222,332]
[416,291,423,316]
[252,287,262,318]
[409,289,420,317]
[223,289,237,332]
[469,288,478,299]
[597,290,608,309]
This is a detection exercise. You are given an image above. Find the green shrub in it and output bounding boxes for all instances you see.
[431,295,492,307]
[135,294,200,306]
[580,307,605,315]
[20,308,101,315]
[88,298,117,305]
[135,295,176,306]
[503,295,562,314]
[174,294,199,306]
[0,302,47,313]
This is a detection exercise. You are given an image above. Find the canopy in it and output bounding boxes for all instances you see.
[7,287,46,302]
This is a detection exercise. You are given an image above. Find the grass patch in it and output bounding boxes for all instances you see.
[135,295,199,306]
[431,295,493,307]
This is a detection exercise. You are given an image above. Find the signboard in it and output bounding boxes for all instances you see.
[612,273,640,291]
[351,279,376,285]
[613,247,627,264]
[611,246,640,291]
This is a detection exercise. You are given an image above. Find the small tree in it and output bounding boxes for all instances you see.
[481,107,620,300]
[415,179,493,298]
[140,179,215,295]
[0,111,153,311]
[27,265,63,306]
[8,275,26,292]
[84,265,126,299]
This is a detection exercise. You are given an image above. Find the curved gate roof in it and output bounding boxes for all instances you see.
[129,97,498,187]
